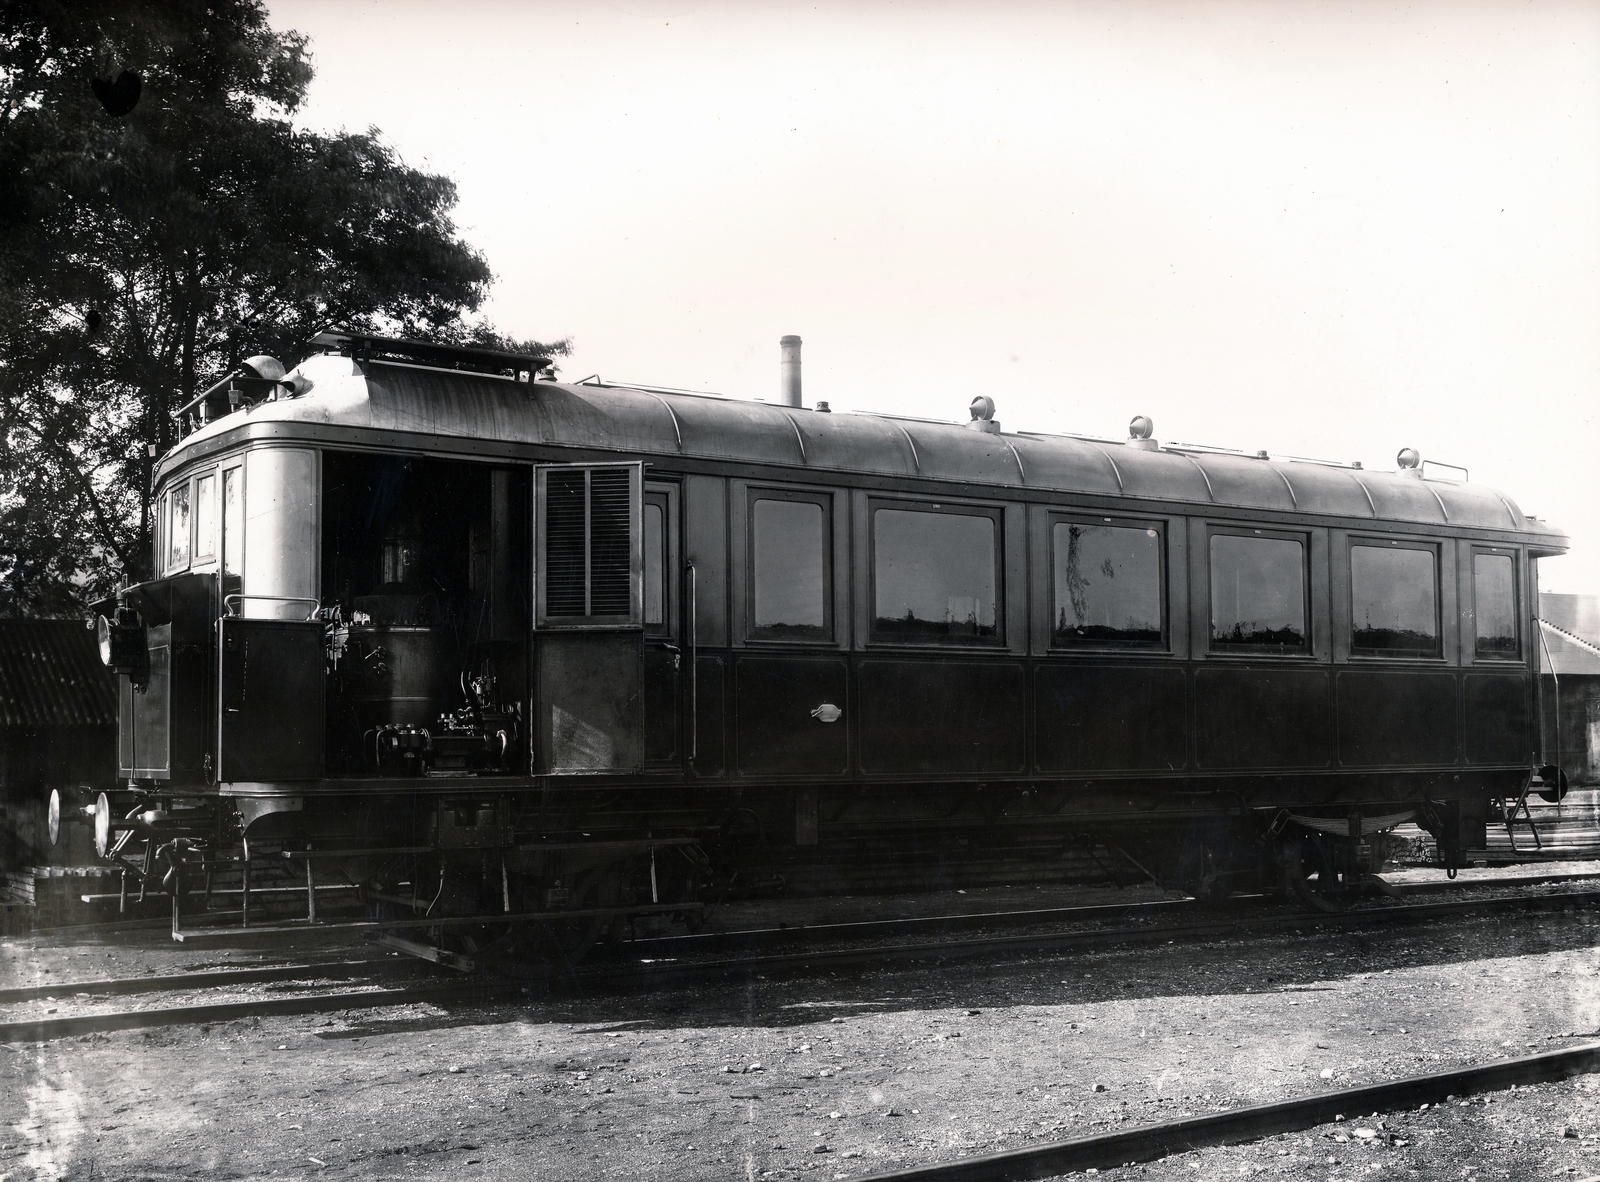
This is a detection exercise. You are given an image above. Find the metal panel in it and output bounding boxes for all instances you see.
[857,658,1026,776]
[240,447,318,620]
[733,656,848,776]
[218,617,324,782]
[1034,664,1187,772]
[1335,671,1458,766]
[1194,666,1332,769]
[643,646,680,764]
[692,654,726,777]
[536,632,643,773]
[117,676,135,776]
[683,475,728,648]
[1463,673,1530,765]
[132,632,171,777]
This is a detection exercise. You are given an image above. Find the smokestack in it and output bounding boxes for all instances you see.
[779,335,802,408]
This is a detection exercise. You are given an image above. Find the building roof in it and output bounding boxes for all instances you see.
[156,353,1568,546]
[1540,593,1600,678]
[0,619,117,729]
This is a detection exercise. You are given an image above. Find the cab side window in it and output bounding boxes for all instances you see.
[167,483,191,572]
[1473,551,1519,658]
[1209,530,1307,653]
[1051,519,1163,648]
[749,492,831,641]
[872,503,1001,644]
[193,473,217,563]
[1349,541,1439,657]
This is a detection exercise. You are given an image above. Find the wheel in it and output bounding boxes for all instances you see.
[1279,832,1359,913]
[1537,765,1570,804]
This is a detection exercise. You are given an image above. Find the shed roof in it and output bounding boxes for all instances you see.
[0,619,117,729]
[160,353,1567,544]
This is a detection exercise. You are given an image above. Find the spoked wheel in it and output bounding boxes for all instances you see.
[1278,832,1360,913]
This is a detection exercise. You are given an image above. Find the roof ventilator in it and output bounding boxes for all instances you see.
[1126,415,1158,451]
[966,395,1001,433]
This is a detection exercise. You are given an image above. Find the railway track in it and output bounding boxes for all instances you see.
[5,879,1597,1046]
[855,1040,1600,1180]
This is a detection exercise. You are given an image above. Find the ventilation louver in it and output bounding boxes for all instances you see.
[540,465,639,622]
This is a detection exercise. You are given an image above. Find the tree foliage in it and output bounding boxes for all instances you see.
[0,0,565,616]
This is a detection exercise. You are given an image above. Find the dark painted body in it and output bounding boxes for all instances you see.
[96,346,1569,904]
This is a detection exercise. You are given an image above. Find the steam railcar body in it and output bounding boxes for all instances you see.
[68,334,1570,947]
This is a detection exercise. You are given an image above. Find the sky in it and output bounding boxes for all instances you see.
[268,0,1600,592]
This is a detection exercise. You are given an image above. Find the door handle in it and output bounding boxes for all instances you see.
[660,643,681,671]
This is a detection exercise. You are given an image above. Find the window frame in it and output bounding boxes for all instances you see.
[1047,513,1167,652]
[1206,524,1312,657]
[867,496,1006,648]
[165,479,193,575]
[533,462,645,630]
[1345,536,1443,660]
[744,486,834,645]
[220,460,245,584]
[1469,545,1521,662]
[191,469,218,564]
[642,483,679,640]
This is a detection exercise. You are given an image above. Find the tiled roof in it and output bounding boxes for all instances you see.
[1541,593,1600,645]
[0,619,117,728]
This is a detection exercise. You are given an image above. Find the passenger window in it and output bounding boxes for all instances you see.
[1473,551,1519,658]
[193,473,216,562]
[872,504,1000,644]
[1209,532,1306,652]
[644,501,665,629]
[751,494,830,640]
[1350,542,1439,656]
[167,483,191,572]
[221,467,243,578]
[1051,520,1163,648]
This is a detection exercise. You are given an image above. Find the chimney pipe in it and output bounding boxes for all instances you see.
[779,335,802,408]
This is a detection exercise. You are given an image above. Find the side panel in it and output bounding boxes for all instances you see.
[218,617,324,782]
[1034,663,1188,772]
[1194,666,1332,769]
[132,629,172,778]
[1335,670,1458,766]
[1464,673,1530,765]
[692,654,726,777]
[240,447,319,620]
[858,658,1026,776]
[734,656,849,776]
[536,632,644,773]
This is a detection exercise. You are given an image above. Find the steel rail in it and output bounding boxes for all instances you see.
[854,1041,1600,1181]
[628,870,1600,957]
[0,959,394,1005]
[0,980,512,1044]
[7,887,1596,1045]
[619,888,1600,985]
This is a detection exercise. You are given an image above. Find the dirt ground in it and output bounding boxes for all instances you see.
[3,875,1600,1181]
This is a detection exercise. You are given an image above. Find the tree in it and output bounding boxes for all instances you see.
[0,0,565,616]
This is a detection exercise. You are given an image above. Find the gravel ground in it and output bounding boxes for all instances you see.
[3,882,1599,1182]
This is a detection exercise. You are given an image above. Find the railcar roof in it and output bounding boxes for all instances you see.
[161,353,1565,544]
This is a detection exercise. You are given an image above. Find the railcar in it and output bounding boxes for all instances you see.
[53,331,1570,960]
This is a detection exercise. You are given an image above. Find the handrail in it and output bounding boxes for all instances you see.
[223,594,320,621]
[686,563,698,765]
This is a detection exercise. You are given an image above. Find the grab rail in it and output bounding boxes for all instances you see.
[223,594,321,621]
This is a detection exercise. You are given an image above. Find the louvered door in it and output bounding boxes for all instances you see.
[533,464,645,773]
